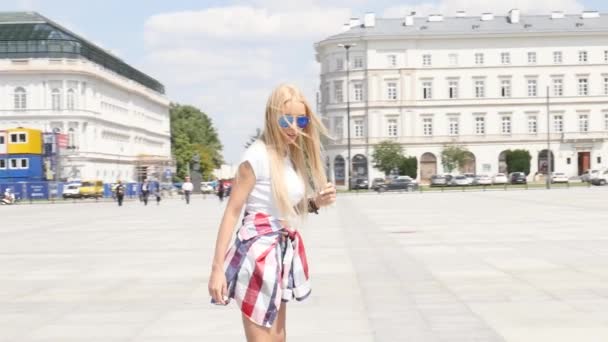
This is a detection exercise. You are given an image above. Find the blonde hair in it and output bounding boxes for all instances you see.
[260,84,328,221]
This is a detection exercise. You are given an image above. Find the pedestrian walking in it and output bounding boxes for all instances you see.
[115,180,125,207]
[141,178,150,206]
[217,180,224,202]
[207,84,336,341]
[154,183,162,205]
[182,176,193,204]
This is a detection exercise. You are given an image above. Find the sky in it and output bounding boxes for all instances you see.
[4,0,608,164]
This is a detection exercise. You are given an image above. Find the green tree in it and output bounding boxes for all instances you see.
[441,145,469,173]
[371,140,403,175]
[506,149,532,175]
[398,156,418,178]
[170,104,223,181]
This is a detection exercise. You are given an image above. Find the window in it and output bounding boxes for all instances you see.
[501,79,512,97]
[528,116,538,133]
[9,159,18,169]
[553,51,563,64]
[578,78,589,96]
[448,80,459,99]
[422,117,433,136]
[475,116,486,135]
[605,50,608,63]
[448,117,459,136]
[14,87,27,110]
[579,114,589,132]
[353,83,363,102]
[334,117,343,138]
[422,54,431,66]
[67,89,75,110]
[68,127,76,148]
[20,158,28,169]
[475,53,484,65]
[604,77,608,95]
[9,132,27,143]
[527,79,538,97]
[553,115,564,133]
[501,116,512,134]
[578,51,588,63]
[336,58,344,71]
[387,82,398,100]
[51,88,61,110]
[353,56,363,69]
[333,81,343,103]
[528,51,537,64]
[422,81,433,99]
[354,119,364,137]
[604,111,608,130]
[0,136,4,145]
[474,79,485,98]
[501,52,511,64]
[448,53,458,66]
[387,118,398,137]
[552,78,563,96]
[387,54,397,67]
[0,159,6,169]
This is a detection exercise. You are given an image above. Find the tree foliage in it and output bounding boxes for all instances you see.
[170,104,223,181]
[371,140,403,176]
[441,145,469,173]
[506,149,532,175]
[398,156,418,178]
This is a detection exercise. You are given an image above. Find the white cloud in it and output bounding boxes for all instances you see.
[383,0,585,17]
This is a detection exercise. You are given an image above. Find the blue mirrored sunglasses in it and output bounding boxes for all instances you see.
[278,115,310,129]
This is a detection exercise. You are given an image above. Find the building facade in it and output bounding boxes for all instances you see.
[0,12,171,183]
[315,10,608,187]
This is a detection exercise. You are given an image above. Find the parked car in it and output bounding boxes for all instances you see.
[551,172,569,183]
[452,175,470,186]
[590,170,608,186]
[376,178,419,192]
[62,183,81,199]
[581,169,600,183]
[509,172,527,184]
[201,181,214,194]
[371,178,385,191]
[430,175,447,187]
[352,178,369,190]
[79,180,103,198]
[473,174,492,185]
[444,174,455,185]
[492,173,508,185]
[463,173,476,185]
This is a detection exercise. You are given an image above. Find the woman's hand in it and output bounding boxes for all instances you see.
[208,267,228,305]
[314,182,336,208]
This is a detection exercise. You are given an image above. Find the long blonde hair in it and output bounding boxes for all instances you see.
[260,84,328,221]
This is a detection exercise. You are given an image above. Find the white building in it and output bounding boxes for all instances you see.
[0,12,171,183]
[315,10,608,187]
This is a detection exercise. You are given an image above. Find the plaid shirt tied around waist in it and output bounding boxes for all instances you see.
[221,212,311,328]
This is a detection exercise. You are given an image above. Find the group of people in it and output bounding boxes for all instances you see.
[1,188,16,205]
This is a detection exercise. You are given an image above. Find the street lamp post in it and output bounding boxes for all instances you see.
[338,43,356,190]
[546,86,551,189]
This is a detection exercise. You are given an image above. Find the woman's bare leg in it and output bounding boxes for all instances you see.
[242,303,287,342]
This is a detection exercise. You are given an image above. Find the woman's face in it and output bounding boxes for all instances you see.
[278,100,308,146]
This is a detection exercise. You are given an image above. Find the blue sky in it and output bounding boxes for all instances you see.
[4,0,608,164]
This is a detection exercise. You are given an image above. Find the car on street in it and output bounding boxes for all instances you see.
[200,181,214,194]
[473,174,492,185]
[79,180,103,199]
[591,170,608,186]
[492,173,508,185]
[62,183,81,199]
[551,172,569,183]
[451,175,470,186]
[463,173,476,185]
[371,178,385,191]
[352,178,369,190]
[581,169,600,183]
[509,172,527,184]
[430,175,447,187]
[376,178,419,192]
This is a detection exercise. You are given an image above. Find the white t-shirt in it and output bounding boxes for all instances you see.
[182,182,193,192]
[241,140,305,219]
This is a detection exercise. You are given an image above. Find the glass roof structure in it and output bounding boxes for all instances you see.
[0,12,164,94]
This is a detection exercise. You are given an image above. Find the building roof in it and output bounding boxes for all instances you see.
[0,12,165,94]
[324,13,608,42]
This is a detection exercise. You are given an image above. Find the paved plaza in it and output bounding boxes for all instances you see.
[1,188,608,341]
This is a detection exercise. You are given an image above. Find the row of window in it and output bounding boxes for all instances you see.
[12,87,77,110]
[328,75,608,103]
[333,112,608,138]
[330,49,608,71]
[0,158,29,170]
[0,132,28,145]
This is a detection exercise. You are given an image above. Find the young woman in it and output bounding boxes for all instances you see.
[208,84,336,341]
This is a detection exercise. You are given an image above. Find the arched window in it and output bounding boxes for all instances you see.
[66,89,75,110]
[51,88,61,110]
[68,128,76,149]
[334,155,345,186]
[14,87,27,110]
